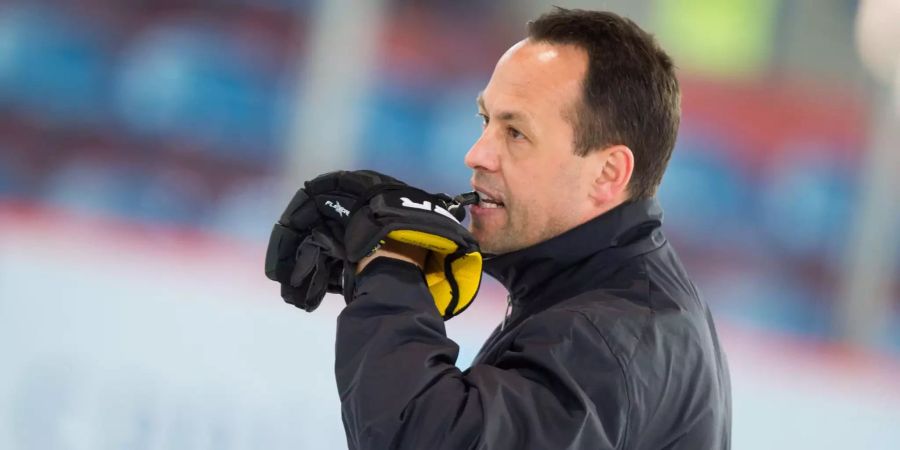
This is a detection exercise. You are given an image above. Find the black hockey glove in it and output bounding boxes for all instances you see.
[264,188,347,313]
[265,170,483,320]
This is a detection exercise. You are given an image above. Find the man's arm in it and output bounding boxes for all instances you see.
[336,257,629,449]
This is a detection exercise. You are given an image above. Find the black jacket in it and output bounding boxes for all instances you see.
[336,198,732,449]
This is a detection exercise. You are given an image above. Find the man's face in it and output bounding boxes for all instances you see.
[465,39,594,255]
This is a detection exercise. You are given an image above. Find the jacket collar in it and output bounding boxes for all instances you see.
[482,198,665,306]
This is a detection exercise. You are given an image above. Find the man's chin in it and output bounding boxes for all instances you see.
[468,225,496,252]
[469,216,516,254]
[469,230,512,256]
[467,225,488,245]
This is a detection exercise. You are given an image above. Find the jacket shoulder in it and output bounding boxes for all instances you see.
[549,249,706,367]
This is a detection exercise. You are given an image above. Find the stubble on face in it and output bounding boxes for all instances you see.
[468,195,524,255]
[469,163,582,256]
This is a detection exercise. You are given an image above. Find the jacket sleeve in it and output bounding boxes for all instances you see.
[335,258,630,450]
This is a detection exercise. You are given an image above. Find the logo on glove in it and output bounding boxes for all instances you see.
[325,200,350,217]
[400,197,459,224]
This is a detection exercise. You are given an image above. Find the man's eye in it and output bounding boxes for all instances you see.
[476,113,488,127]
[508,127,525,140]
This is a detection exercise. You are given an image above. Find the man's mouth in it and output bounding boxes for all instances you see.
[475,190,505,209]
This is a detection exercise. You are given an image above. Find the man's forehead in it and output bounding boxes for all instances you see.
[498,38,567,65]
[498,41,582,88]
[499,39,586,75]
[479,41,585,118]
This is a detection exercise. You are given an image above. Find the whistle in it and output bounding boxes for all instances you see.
[446,191,480,221]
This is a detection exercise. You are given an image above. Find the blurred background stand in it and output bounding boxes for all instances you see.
[284,0,387,188]
[840,0,900,347]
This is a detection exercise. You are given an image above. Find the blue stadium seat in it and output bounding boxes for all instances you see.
[114,20,281,160]
[658,131,754,248]
[41,161,147,218]
[0,5,108,124]
[0,145,27,196]
[42,160,210,225]
[358,81,435,186]
[758,144,855,260]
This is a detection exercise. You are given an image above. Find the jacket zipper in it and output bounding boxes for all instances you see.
[501,294,512,330]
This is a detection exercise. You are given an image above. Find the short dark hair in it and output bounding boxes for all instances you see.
[528,8,680,200]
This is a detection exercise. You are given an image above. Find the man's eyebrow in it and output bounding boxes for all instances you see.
[475,91,529,123]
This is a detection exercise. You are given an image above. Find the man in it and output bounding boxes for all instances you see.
[267,8,731,449]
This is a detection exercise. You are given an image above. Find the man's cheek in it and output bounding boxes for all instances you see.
[508,205,519,230]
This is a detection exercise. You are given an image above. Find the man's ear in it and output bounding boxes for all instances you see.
[588,144,634,205]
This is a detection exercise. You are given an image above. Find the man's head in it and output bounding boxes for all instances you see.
[465,8,680,254]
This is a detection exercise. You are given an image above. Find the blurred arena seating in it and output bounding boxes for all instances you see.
[0,0,896,352]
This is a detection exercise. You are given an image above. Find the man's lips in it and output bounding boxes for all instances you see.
[470,193,505,217]
[471,203,504,217]
[471,185,505,207]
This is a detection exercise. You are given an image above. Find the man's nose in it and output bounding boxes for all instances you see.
[464,134,499,172]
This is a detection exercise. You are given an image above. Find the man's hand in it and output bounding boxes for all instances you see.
[265,170,483,320]
[356,238,428,274]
